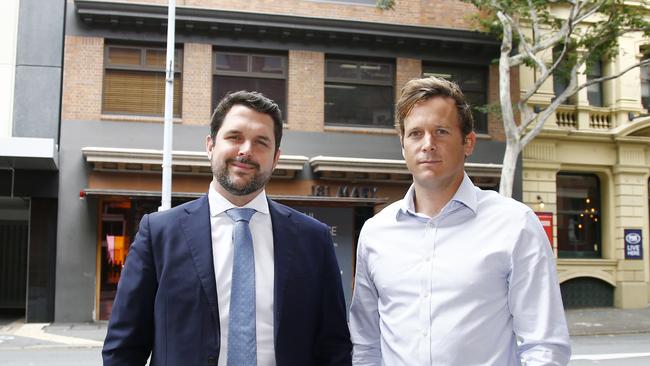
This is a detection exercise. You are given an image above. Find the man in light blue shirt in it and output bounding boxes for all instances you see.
[349,77,571,365]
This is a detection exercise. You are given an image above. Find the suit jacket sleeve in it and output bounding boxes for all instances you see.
[102,213,158,366]
[313,226,353,365]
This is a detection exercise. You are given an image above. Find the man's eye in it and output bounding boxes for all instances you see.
[437,129,449,135]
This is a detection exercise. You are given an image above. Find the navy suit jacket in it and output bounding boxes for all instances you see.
[102,195,352,365]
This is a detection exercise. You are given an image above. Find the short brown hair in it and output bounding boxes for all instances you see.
[395,76,474,141]
[210,90,284,151]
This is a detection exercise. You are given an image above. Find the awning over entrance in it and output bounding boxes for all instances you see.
[309,155,503,184]
[82,188,387,207]
[81,146,309,179]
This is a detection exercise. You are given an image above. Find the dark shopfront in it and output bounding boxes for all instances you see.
[90,192,380,320]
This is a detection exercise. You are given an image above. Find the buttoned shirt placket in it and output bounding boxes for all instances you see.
[421,218,435,364]
[409,201,466,365]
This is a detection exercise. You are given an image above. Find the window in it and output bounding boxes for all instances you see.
[103,45,182,117]
[641,57,650,110]
[98,197,191,320]
[552,45,572,103]
[556,173,601,258]
[213,51,287,115]
[325,58,394,128]
[423,65,488,133]
[586,59,604,107]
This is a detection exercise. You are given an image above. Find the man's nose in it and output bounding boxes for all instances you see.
[422,133,437,152]
[238,140,253,155]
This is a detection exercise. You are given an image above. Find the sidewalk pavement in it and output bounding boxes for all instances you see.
[1,305,650,349]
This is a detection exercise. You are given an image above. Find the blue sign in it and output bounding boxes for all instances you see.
[624,229,643,260]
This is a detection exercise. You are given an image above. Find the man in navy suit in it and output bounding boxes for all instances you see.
[102,91,352,366]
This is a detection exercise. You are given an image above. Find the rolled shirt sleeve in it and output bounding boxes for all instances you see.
[508,211,571,365]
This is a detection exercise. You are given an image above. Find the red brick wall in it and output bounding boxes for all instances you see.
[486,64,518,141]
[114,0,479,30]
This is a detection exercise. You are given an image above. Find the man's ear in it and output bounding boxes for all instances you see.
[206,135,214,158]
[463,131,477,157]
[272,148,281,170]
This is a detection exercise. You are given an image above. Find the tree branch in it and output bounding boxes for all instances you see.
[497,11,519,143]
[527,0,541,44]
[575,58,650,94]
[520,64,579,142]
[509,14,548,72]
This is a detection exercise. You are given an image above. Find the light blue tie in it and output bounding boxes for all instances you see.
[225,207,257,366]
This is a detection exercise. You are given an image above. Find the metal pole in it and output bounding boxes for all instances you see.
[159,0,175,211]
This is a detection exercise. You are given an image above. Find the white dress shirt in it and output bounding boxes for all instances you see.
[208,183,276,366]
[349,173,571,366]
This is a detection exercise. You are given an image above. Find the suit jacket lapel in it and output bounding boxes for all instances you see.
[180,195,220,331]
[268,199,297,341]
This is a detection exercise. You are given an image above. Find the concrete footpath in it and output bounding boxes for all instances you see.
[1,306,650,349]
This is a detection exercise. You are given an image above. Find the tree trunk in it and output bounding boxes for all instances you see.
[498,141,520,198]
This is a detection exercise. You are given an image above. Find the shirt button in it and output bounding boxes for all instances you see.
[424,293,430,298]
[425,256,431,262]
[422,331,428,337]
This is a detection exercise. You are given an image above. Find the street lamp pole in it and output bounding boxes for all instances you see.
[159,0,176,211]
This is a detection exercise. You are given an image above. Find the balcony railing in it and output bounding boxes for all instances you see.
[546,104,630,131]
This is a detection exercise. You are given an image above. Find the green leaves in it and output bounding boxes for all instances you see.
[376,0,396,10]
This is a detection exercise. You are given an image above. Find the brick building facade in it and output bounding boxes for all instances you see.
[54,0,512,322]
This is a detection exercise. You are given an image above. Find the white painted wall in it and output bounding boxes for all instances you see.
[0,0,20,138]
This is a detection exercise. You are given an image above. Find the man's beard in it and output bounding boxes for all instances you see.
[215,157,271,196]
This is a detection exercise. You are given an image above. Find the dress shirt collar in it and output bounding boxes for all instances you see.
[398,172,477,220]
[208,181,270,217]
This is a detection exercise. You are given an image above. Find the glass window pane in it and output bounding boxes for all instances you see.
[552,45,573,104]
[325,83,394,127]
[108,47,141,67]
[251,55,284,75]
[557,173,601,258]
[587,83,603,107]
[464,91,487,134]
[641,63,650,110]
[213,75,286,117]
[359,62,391,83]
[327,60,359,80]
[215,53,248,73]
[144,48,166,69]
[423,65,487,133]
[423,65,484,91]
[587,60,603,107]
[99,199,131,320]
[103,70,182,117]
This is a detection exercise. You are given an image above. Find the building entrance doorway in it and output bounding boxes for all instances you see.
[0,197,29,318]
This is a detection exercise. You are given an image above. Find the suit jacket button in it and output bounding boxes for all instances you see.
[207,355,217,365]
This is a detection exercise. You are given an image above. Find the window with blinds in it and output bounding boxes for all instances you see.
[103,45,183,117]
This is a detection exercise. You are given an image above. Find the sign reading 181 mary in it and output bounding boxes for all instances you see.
[624,229,643,260]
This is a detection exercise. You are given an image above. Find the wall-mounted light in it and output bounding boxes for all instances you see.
[536,195,545,210]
